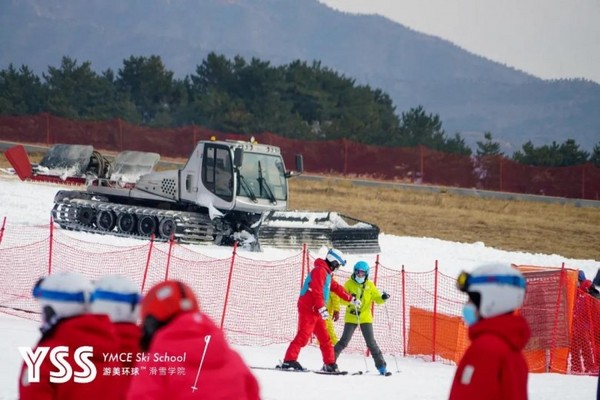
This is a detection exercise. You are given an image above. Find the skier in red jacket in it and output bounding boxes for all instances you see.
[126,280,260,400]
[19,272,125,400]
[90,274,142,393]
[449,263,530,400]
[281,248,358,373]
[570,271,597,373]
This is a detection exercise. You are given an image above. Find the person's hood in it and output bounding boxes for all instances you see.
[314,258,333,273]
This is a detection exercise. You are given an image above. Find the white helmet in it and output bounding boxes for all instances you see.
[458,263,526,318]
[33,271,93,319]
[325,248,347,269]
[90,275,141,323]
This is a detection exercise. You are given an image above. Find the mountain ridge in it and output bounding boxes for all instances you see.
[1,0,598,151]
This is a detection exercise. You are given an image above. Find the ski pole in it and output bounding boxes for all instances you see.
[384,302,401,373]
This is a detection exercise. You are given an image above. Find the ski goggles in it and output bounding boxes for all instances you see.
[456,271,526,293]
[33,286,87,303]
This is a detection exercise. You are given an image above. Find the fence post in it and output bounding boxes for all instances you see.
[220,242,238,330]
[402,265,407,357]
[45,113,51,145]
[343,139,348,176]
[419,145,425,183]
[164,234,175,281]
[301,244,307,290]
[0,216,6,245]
[48,216,54,274]
[118,118,123,151]
[372,255,380,317]
[432,260,439,362]
[499,157,504,192]
[581,165,586,199]
[549,262,566,372]
[140,234,155,293]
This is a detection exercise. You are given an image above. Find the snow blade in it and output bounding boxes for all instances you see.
[110,151,160,183]
[256,211,380,254]
[38,144,94,177]
[5,145,32,180]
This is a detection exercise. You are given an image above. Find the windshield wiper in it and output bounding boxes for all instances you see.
[258,161,277,204]
[238,173,257,202]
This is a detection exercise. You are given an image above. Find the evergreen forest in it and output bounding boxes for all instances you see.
[1,54,598,167]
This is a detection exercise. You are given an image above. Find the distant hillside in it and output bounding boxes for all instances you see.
[1,0,599,151]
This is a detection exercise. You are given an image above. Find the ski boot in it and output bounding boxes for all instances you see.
[280,360,304,371]
[322,363,340,373]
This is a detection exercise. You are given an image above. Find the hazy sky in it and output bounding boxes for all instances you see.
[319,0,600,84]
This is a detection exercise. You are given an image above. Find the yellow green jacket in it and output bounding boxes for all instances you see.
[342,278,385,324]
[327,291,340,314]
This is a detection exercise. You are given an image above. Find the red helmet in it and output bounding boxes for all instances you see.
[141,280,199,323]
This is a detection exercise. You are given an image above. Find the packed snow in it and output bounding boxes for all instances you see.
[0,176,597,399]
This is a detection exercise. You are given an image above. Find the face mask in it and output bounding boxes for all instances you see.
[354,275,365,284]
[462,303,479,326]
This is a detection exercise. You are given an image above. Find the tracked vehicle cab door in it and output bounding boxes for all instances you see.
[180,142,236,211]
[202,144,234,201]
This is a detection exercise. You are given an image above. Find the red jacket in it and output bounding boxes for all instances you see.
[449,313,530,400]
[298,258,352,313]
[127,311,260,400]
[114,322,141,392]
[19,314,126,400]
[115,322,141,368]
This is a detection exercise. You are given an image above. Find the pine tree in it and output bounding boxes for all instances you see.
[476,132,503,157]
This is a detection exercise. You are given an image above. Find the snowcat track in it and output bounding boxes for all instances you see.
[256,211,380,254]
[52,198,215,243]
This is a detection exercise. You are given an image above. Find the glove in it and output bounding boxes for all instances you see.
[382,291,390,301]
[351,296,362,309]
[318,306,330,320]
[332,311,340,322]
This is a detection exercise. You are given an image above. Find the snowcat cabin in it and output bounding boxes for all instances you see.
[179,140,297,214]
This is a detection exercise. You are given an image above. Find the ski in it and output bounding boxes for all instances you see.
[249,366,350,375]
[351,370,394,376]
[313,370,348,376]
[250,366,309,372]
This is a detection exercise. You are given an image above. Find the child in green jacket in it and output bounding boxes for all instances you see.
[334,261,391,375]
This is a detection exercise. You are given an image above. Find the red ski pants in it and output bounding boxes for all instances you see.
[284,306,335,364]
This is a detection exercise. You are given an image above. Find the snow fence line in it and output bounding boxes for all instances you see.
[0,220,596,375]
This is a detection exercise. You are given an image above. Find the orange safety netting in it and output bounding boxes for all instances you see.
[1,114,599,200]
[0,221,597,375]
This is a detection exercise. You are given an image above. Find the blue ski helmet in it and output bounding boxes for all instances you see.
[353,261,370,282]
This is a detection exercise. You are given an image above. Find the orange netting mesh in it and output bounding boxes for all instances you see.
[1,114,599,200]
[0,221,598,375]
